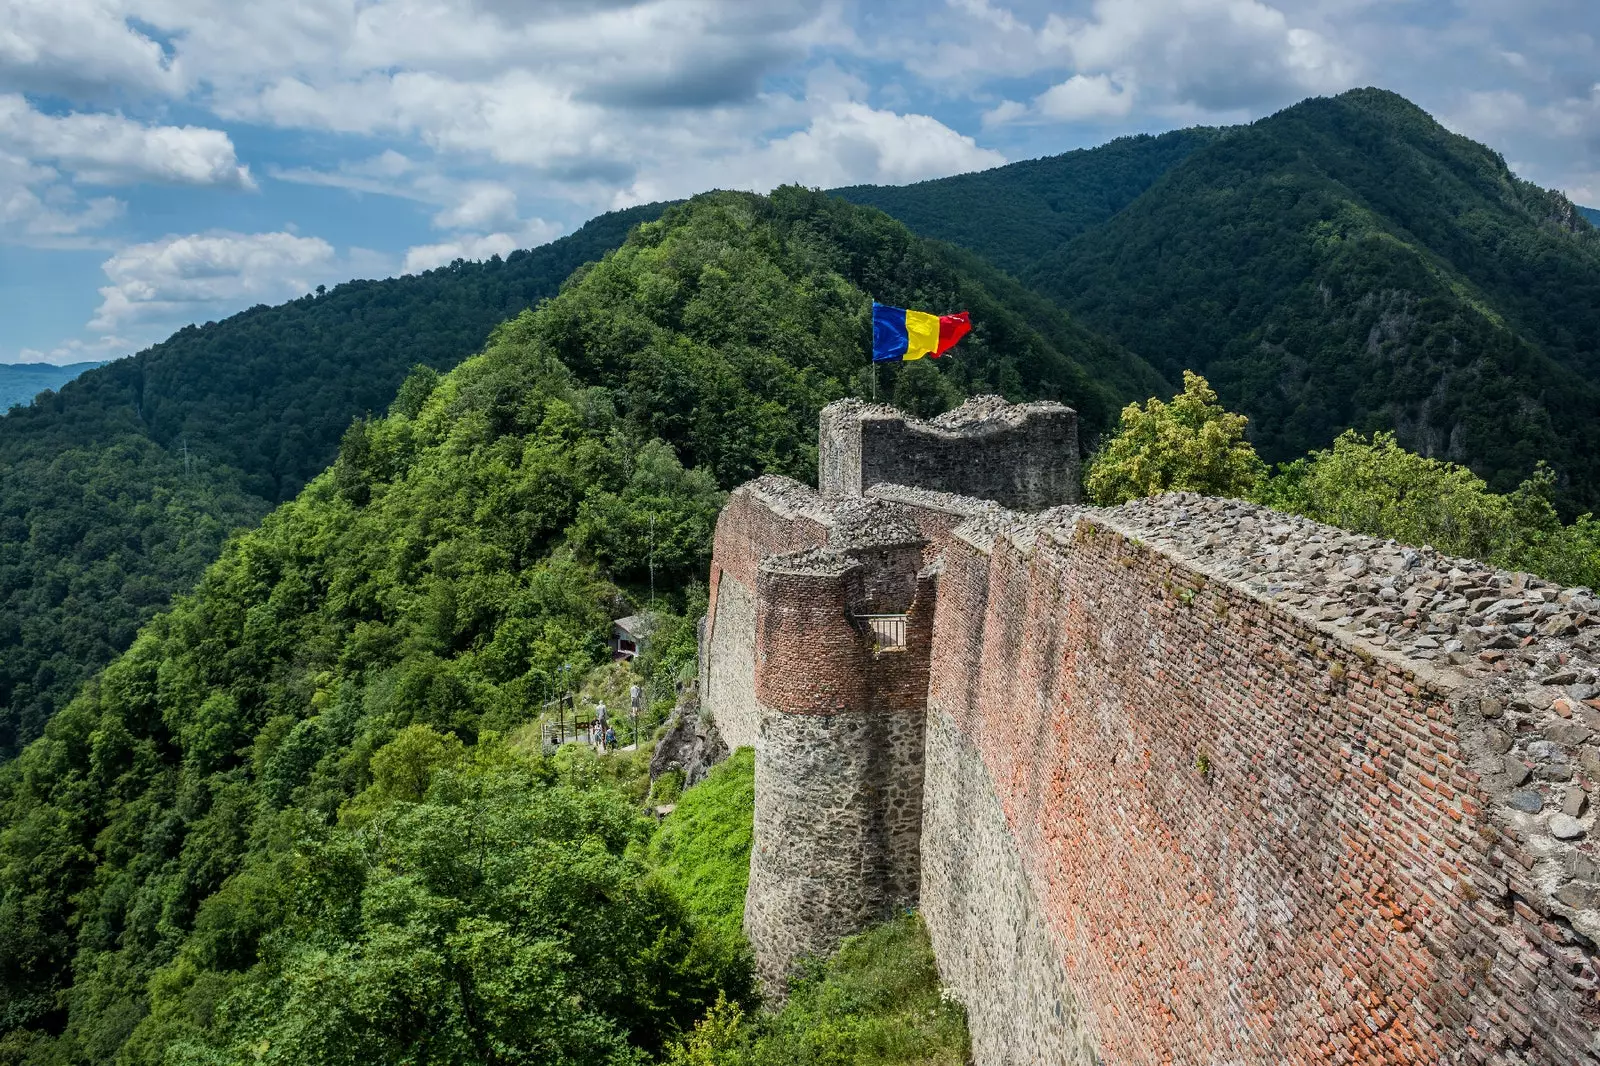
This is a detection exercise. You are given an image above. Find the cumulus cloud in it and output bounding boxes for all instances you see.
[0,0,186,98]
[617,97,1006,204]
[0,95,253,188]
[1035,73,1135,120]
[0,147,122,245]
[90,230,338,330]
[432,183,519,231]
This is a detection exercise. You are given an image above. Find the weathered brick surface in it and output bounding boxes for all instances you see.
[924,510,1600,1065]
[923,704,1100,1065]
[702,480,835,748]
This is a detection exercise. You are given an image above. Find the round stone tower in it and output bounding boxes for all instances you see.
[741,540,934,993]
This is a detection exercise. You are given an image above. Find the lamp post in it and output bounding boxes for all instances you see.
[559,662,572,743]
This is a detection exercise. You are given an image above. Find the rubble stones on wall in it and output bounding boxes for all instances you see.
[922,706,1101,1066]
[819,396,1081,510]
[744,702,927,993]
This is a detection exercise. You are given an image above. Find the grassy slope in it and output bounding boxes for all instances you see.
[648,748,755,942]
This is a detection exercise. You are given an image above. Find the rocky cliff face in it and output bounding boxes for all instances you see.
[649,690,728,790]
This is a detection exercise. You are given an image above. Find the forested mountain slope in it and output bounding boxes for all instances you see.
[0,204,664,757]
[843,89,1600,513]
[0,362,105,414]
[0,187,1154,1064]
[1581,206,1599,227]
[833,127,1222,277]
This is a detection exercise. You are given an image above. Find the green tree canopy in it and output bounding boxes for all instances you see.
[1086,371,1267,505]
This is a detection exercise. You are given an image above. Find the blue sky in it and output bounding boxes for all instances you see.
[2,0,1597,365]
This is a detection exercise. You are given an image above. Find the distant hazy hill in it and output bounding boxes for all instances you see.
[0,361,106,413]
[838,89,1600,514]
[1582,205,1600,227]
[0,204,665,756]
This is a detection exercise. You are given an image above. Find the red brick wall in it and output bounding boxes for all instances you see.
[927,517,1597,1065]
[707,485,831,649]
[755,565,935,717]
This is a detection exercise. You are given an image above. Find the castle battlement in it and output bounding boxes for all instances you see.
[819,394,1080,510]
[703,398,1600,1065]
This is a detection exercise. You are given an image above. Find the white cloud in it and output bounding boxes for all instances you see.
[432,183,519,231]
[0,147,123,245]
[90,230,339,330]
[937,0,1357,120]
[1035,73,1135,120]
[0,95,253,188]
[618,97,1006,204]
[15,332,134,366]
[0,0,186,98]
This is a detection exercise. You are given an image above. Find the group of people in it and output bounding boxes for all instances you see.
[587,720,618,751]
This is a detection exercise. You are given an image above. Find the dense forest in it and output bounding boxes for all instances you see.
[0,204,667,758]
[841,88,1600,514]
[0,364,105,414]
[0,187,1159,1063]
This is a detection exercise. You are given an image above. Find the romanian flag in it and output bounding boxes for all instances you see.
[872,302,971,362]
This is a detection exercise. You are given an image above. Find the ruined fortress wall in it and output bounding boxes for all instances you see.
[819,399,1080,510]
[702,482,832,749]
[923,511,1599,1066]
[743,559,935,991]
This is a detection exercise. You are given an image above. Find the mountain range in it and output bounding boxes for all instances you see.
[837,88,1600,513]
[1,87,1599,1062]
[0,361,106,413]
[1,87,1598,763]
[0,204,665,756]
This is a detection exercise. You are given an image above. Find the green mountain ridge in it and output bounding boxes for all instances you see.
[838,88,1600,513]
[834,126,1226,277]
[0,362,107,414]
[1581,205,1600,227]
[0,204,666,758]
[0,187,1152,1064]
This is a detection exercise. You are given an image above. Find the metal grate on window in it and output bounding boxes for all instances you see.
[855,613,908,650]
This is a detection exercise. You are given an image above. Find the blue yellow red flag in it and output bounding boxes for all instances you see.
[872,302,971,362]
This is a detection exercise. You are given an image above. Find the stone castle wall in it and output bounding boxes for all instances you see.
[921,497,1600,1066]
[703,397,1600,1063]
[819,396,1081,510]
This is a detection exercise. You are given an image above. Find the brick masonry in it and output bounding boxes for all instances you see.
[704,398,1600,1063]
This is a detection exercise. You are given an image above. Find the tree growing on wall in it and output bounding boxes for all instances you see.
[1085,371,1267,505]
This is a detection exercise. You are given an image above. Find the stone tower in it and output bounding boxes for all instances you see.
[712,396,1082,992]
